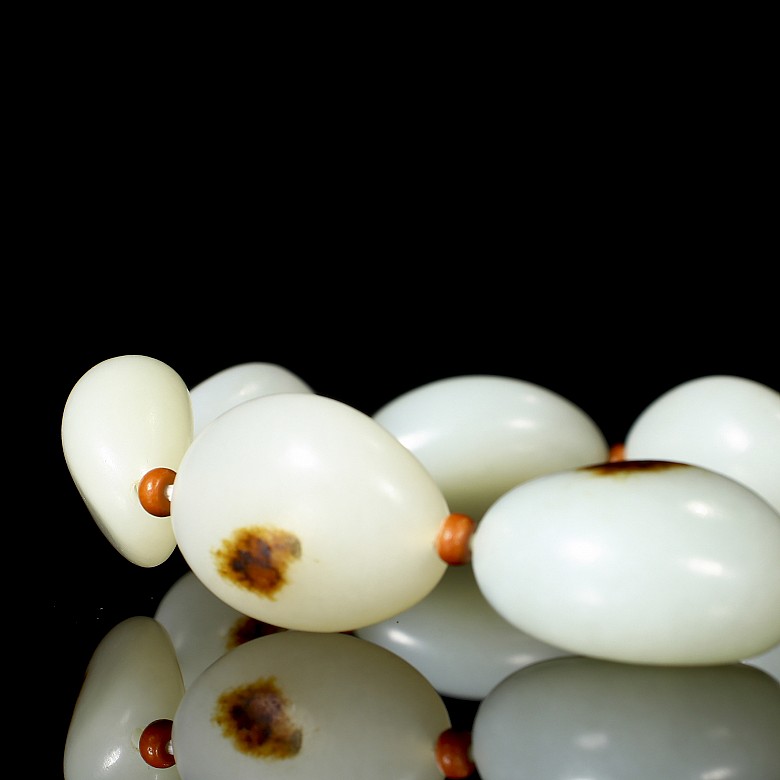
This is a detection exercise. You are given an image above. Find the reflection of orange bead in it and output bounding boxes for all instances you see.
[138,468,177,517]
[435,728,475,778]
[436,513,476,565]
[609,442,626,462]
[139,718,175,768]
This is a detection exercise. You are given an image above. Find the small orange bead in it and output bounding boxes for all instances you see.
[436,513,476,565]
[139,719,175,768]
[138,468,177,517]
[435,728,475,778]
[609,442,626,462]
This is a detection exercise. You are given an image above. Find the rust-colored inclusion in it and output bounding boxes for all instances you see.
[582,460,688,476]
[227,616,286,649]
[213,677,302,759]
[214,527,301,599]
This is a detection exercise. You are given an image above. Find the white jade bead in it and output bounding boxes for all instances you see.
[171,393,449,632]
[64,616,184,780]
[373,375,609,521]
[356,563,571,700]
[471,656,780,780]
[472,461,780,665]
[172,631,450,780]
[624,375,780,514]
[61,355,193,567]
[155,570,270,688]
[189,362,313,436]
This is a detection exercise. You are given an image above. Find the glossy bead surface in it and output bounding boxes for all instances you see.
[64,616,184,779]
[356,563,571,700]
[472,461,780,664]
[472,656,780,780]
[172,393,449,632]
[172,630,450,780]
[61,355,193,566]
[373,375,609,520]
[625,375,780,514]
[189,362,313,436]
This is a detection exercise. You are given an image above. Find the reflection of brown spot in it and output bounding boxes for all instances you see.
[213,677,301,759]
[227,616,286,650]
[583,460,688,476]
[214,527,301,599]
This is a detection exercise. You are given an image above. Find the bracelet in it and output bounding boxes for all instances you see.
[62,357,780,778]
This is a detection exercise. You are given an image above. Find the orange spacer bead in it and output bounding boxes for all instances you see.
[138,468,177,517]
[139,719,175,768]
[435,728,475,778]
[436,513,476,565]
[609,442,626,462]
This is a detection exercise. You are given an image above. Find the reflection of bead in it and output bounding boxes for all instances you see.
[356,563,571,700]
[172,631,451,779]
[471,655,780,779]
[155,570,282,688]
[63,616,184,779]
[435,729,475,778]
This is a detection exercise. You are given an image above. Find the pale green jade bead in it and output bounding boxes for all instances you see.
[625,374,780,514]
[472,460,780,665]
[189,361,313,437]
[373,374,610,522]
[172,392,450,633]
[63,617,184,780]
[61,355,193,567]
